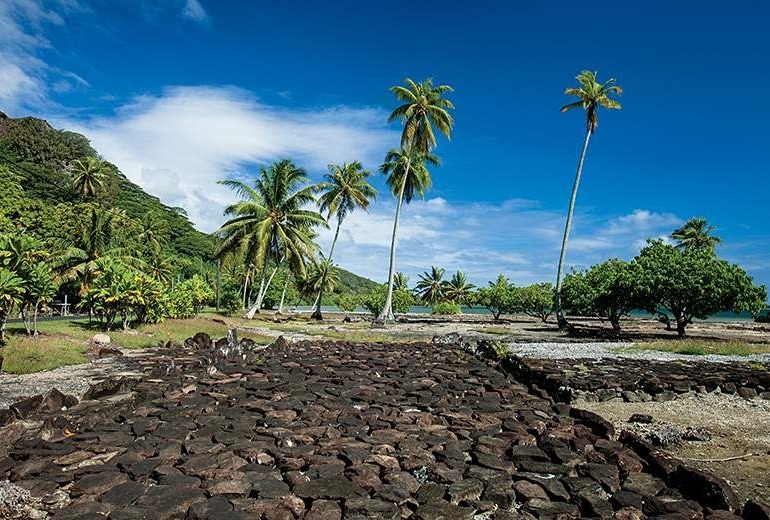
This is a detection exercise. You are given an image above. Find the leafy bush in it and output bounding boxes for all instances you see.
[336,293,358,312]
[562,259,637,331]
[220,288,243,315]
[360,285,414,316]
[472,275,517,319]
[432,301,461,315]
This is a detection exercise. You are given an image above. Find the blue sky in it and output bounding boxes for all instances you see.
[2,0,769,289]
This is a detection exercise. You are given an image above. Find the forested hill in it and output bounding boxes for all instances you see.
[0,110,378,295]
[0,111,214,260]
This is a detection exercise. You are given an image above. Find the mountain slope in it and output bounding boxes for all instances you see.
[0,110,377,293]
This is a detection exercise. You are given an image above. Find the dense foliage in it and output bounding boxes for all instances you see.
[561,240,766,335]
[562,259,638,331]
[360,285,414,316]
[471,275,554,321]
[634,241,766,336]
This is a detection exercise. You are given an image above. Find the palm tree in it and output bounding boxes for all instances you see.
[671,218,723,252]
[554,70,622,327]
[217,160,326,317]
[415,266,448,305]
[393,272,410,292]
[71,157,107,200]
[445,270,475,304]
[312,161,376,319]
[379,78,455,322]
[57,207,123,296]
[298,255,340,311]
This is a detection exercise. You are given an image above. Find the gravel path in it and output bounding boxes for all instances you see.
[508,341,770,363]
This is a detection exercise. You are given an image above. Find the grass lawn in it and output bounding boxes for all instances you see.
[631,340,770,357]
[1,316,275,375]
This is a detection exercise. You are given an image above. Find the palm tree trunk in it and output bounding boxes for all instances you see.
[247,266,278,318]
[312,217,343,320]
[278,276,288,313]
[554,129,593,328]
[378,159,412,322]
[33,304,39,337]
[242,269,250,309]
[245,265,266,319]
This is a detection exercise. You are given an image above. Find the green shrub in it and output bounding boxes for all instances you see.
[336,294,358,312]
[360,285,414,316]
[432,301,461,315]
[220,289,242,315]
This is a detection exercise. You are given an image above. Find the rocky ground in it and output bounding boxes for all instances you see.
[578,393,770,504]
[1,334,768,520]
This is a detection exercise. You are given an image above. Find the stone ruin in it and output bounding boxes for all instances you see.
[0,331,768,519]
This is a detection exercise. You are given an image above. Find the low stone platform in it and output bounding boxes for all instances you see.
[505,356,770,403]
[0,338,767,519]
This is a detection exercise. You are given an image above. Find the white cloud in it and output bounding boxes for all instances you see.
[0,0,70,112]
[181,0,209,25]
[60,86,399,231]
[314,194,684,287]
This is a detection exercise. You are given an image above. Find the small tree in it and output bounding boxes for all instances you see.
[82,261,139,331]
[473,275,516,320]
[20,263,58,336]
[170,275,214,318]
[562,260,637,331]
[361,284,414,317]
[635,241,767,336]
[0,268,24,341]
[517,283,555,323]
[336,294,358,313]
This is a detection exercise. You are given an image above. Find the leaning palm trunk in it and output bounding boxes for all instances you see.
[378,158,411,322]
[278,277,289,313]
[554,129,592,327]
[312,218,342,320]
[246,266,278,319]
[242,269,251,310]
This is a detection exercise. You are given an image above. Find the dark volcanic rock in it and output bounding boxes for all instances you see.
[671,466,741,512]
[743,499,770,520]
[0,338,746,519]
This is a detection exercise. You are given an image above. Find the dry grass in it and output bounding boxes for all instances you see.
[633,340,770,357]
[1,315,274,374]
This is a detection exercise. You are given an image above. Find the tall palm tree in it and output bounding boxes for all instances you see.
[217,160,326,317]
[312,161,376,319]
[379,78,455,322]
[671,218,722,252]
[415,266,448,305]
[445,270,475,304]
[554,70,622,327]
[71,157,107,200]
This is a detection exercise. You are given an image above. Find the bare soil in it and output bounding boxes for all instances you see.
[578,392,770,503]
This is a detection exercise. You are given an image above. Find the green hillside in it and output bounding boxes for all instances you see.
[0,110,376,298]
[0,112,214,260]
